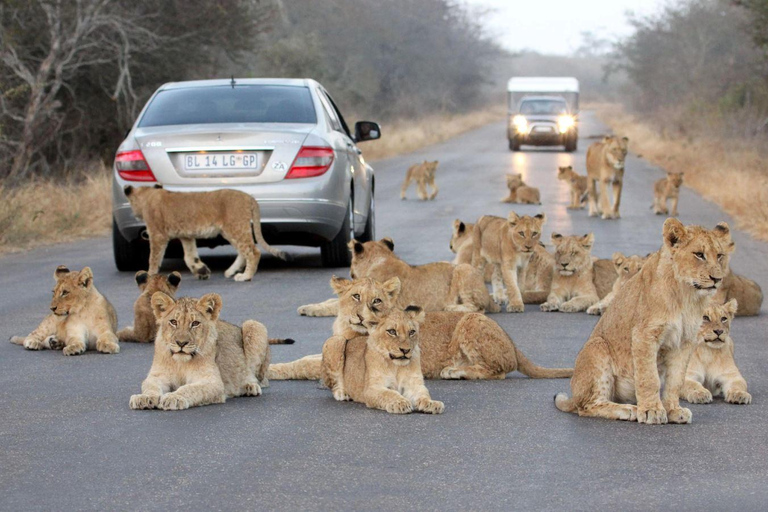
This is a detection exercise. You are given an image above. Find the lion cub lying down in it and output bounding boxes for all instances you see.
[117,271,181,343]
[681,299,751,405]
[502,173,540,204]
[129,292,270,411]
[586,253,646,315]
[401,160,439,200]
[11,266,120,356]
[322,306,445,415]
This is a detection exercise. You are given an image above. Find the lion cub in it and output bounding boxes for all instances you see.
[653,171,684,216]
[681,299,751,405]
[117,271,181,343]
[10,266,119,356]
[130,292,270,411]
[586,253,646,315]
[502,173,541,204]
[557,165,588,209]
[322,306,445,415]
[401,160,439,200]
[540,233,600,313]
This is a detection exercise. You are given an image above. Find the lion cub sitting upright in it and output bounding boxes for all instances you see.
[681,299,751,405]
[502,173,541,204]
[653,171,684,216]
[129,292,270,411]
[11,266,119,356]
[557,165,588,209]
[117,271,181,343]
[540,233,601,313]
[586,253,646,315]
[401,160,439,200]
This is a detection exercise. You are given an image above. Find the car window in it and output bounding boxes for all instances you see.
[138,85,318,127]
[317,91,342,132]
[323,91,352,138]
[519,100,568,116]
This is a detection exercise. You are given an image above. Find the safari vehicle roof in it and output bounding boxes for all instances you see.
[507,77,579,93]
[158,78,319,91]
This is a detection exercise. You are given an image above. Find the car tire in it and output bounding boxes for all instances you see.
[509,138,521,151]
[113,217,149,271]
[359,190,375,243]
[321,200,354,267]
[565,133,578,152]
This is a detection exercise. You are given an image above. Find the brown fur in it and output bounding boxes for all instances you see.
[586,135,629,219]
[587,253,646,315]
[449,219,493,282]
[557,165,588,209]
[129,292,270,411]
[716,267,763,316]
[10,266,119,355]
[555,219,735,424]
[652,171,684,216]
[502,173,541,204]
[681,299,751,405]
[117,271,181,343]
[541,233,600,313]
[123,186,287,281]
[401,160,439,200]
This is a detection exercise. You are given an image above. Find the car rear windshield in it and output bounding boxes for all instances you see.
[138,85,317,127]
[519,100,568,116]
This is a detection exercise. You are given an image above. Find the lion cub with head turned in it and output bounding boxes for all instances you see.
[653,171,684,216]
[117,271,181,343]
[557,165,588,209]
[502,173,540,204]
[681,299,751,405]
[401,160,439,200]
[10,266,119,356]
[129,292,270,411]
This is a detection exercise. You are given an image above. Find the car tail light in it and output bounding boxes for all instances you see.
[115,150,156,182]
[285,146,335,179]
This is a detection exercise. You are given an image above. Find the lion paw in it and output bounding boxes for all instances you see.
[540,302,559,312]
[63,343,86,356]
[45,335,65,350]
[233,273,252,282]
[685,388,712,404]
[725,390,752,405]
[244,382,262,397]
[667,407,692,424]
[506,302,524,313]
[159,393,189,411]
[97,339,120,354]
[440,367,465,379]
[385,398,413,414]
[195,265,211,280]
[23,337,45,350]
[586,305,602,316]
[130,393,159,410]
[416,399,445,415]
[332,388,350,401]
[637,405,668,425]
[559,302,584,313]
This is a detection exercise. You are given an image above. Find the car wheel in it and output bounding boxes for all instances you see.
[509,138,521,151]
[113,217,149,271]
[359,190,375,243]
[565,134,578,152]
[321,200,354,267]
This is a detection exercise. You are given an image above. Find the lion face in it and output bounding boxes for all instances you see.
[699,299,737,349]
[605,136,629,170]
[508,212,546,253]
[667,172,684,188]
[506,173,524,189]
[663,219,734,296]
[136,270,181,301]
[330,276,400,334]
[151,292,222,362]
[365,306,425,366]
[551,233,594,276]
[50,266,94,316]
[450,219,472,253]
[557,166,572,181]
[423,160,439,178]
[612,253,646,284]
[348,238,395,279]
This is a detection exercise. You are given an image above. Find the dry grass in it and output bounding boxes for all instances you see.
[595,104,768,242]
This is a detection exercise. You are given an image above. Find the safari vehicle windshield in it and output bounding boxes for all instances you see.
[138,85,318,127]
[519,99,568,116]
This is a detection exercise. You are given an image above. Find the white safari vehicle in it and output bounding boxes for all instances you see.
[506,77,579,152]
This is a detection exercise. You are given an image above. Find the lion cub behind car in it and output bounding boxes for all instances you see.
[117,271,181,343]
[321,305,445,415]
[123,185,288,281]
[10,266,119,356]
[129,292,270,411]
[681,299,751,405]
[401,160,439,200]
[502,173,540,204]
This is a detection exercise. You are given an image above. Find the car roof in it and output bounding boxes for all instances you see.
[158,78,317,91]
[519,96,568,102]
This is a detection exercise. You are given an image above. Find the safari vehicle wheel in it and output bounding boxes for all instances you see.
[509,138,521,151]
[113,217,149,271]
[320,200,354,267]
[565,135,578,153]
[359,191,375,243]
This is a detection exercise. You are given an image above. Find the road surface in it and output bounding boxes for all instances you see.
[1,112,767,511]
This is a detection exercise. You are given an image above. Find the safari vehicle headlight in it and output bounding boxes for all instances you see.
[557,115,575,133]
[513,115,528,133]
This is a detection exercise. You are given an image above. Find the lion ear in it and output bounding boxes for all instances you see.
[78,267,93,288]
[167,271,181,290]
[508,211,520,226]
[348,239,364,255]
[581,233,594,249]
[380,237,395,251]
[663,218,687,248]
[612,252,625,268]
[405,305,425,324]
[551,233,563,245]
[382,277,401,299]
[330,275,352,295]
[54,265,70,280]
[135,270,149,290]
[724,298,738,317]
[151,292,176,318]
[197,293,222,321]
[123,185,133,196]
[454,219,465,234]
[534,212,547,224]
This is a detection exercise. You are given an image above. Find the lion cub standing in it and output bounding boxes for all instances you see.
[401,160,439,200]
[557,166,588,209]
[10,266,119,356]
[502,173,541,204]
[130,292,270,411]
[117,271,181,343]
[652,171,684,216]
[681,299,751,405]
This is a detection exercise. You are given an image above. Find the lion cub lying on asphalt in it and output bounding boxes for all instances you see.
[117,271,181,343]
[502,173,540,204]
[681,299,751,405]
[130,292,270,411]
[401,160,439,200]
[11,266,120,356]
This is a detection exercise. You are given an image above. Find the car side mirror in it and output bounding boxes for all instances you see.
[354,121,381,142]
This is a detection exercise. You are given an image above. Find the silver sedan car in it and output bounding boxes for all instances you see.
[112,78,380,270]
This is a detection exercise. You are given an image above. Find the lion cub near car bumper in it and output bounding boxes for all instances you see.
[586,135,629,219]
[129,292,270,411]
[401,160,439,200]
[322,305,445,414]
[557,166,588,209]
[681,299,751,405]
[587,253,646,315]
[10,266,119,356]
[653,171,684,216]
[123,185,288,281]
[117,271,181,343]
[502,173,540,204]
[555,219,735,424]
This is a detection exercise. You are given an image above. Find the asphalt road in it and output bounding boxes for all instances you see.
[1,112,767,511]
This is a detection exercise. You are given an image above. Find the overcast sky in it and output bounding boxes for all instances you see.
[463,0,666,55]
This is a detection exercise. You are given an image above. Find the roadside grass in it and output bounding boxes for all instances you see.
[595,104,768,242]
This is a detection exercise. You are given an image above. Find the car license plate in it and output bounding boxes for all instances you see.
[183,153,260,171]
[533,126,553,133]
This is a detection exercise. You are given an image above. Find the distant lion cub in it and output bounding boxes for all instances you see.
[681,299,751,405]
[117,271,181,343]
[401,160,439,200]
[557,165,588,209]
[652,171,684,216]
[502,173,540,204]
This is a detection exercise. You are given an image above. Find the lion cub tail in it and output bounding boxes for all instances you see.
[268,338,296,345]
[250,202,291,262]
[554,393,577,413]
[514,346,573,379]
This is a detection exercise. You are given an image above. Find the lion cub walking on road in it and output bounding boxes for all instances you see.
[11,266,120,356]
[557,166,588,209]
[117,271,181,343]
[129,292,270,411]
[652,171,684,216]
[502,173,541,204]
[681,299,751,405]
[401,160,439,200]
